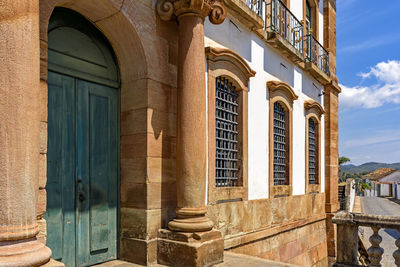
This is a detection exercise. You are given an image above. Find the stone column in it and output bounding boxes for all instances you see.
[156,1,227,266]
[0,1,52,266]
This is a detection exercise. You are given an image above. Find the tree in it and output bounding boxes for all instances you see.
[339,156,351,166]
[338,156,351,183]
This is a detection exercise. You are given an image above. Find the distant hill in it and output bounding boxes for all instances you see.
[341,162,400,173]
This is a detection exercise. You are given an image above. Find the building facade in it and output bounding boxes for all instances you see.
[0,0,340,266]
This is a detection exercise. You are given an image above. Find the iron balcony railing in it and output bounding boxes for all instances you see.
[246,0,263,16]
[245,0,331,77]
[265,0,304,55]
[305,34,330,76]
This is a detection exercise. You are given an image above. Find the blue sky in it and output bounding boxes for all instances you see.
[337,0,400,165]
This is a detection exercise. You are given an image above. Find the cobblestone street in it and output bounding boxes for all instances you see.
[361,197,400,266]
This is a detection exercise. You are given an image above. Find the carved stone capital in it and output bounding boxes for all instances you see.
[157,0,227,24]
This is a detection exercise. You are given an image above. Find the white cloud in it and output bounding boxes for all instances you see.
[340,60,400,109]
[360,60,400,84]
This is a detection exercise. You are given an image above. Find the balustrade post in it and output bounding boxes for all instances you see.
[368,227,384,267]
[332,212,359,266]
[394,229,400,267]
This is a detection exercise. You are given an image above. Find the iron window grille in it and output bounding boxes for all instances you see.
[273,102,287,185]
[308,118,317,184]
[215,77,239,187]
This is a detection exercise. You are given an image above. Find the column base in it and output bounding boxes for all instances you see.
[157,229,224,267]
[168,215,214,232]
[0,238,51,267]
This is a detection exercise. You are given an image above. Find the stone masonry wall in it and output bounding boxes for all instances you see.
[207,193,328,267]
[228,219,328,267]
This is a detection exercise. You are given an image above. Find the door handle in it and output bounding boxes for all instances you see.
[77,179,85,202]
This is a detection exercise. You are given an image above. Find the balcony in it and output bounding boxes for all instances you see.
[332,211,400,267]
[263,0,304,64]
[226,0,333,84]
[305,34,330,84]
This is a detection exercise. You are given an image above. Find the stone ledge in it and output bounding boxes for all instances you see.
[333,211,400,228]
[223,0,264,30]
[305,62,331,86]
[261,31,305,66]
[224,214,326,249]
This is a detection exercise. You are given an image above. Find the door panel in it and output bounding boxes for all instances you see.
[46,72,118,267]
[76,79,118,266]
[46,8,120,267]
[46,71,76,266]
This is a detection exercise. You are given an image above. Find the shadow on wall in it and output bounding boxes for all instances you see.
[262,39,295,88]
[205,17,252,63]
[150,81,177,230]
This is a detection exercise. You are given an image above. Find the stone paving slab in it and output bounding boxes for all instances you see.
[92,252,303,267]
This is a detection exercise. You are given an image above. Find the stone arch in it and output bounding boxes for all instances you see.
[39,0,148,84]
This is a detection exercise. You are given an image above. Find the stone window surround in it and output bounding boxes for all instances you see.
[303,0,320,41]
[267,81,298,198]
[206,46,255,204]
[304,100,324,194]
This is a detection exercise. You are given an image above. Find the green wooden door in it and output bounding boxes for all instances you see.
[45,8,120,267]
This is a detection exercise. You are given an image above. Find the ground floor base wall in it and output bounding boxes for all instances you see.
[207,193,328,267]
[227,219,328,267]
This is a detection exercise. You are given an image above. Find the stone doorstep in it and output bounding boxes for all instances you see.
[42,259,65,267]
[91,252,303,267]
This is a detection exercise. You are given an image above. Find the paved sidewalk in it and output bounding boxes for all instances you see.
[353,196,363,213]
[361,197,400,267]
[92,252,303,267]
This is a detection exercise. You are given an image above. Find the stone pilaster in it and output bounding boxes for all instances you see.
[323,0,340,260]
[324,0,337,83]
[0,0,52,266]
[324,82,340,259]
[156,0,226,265]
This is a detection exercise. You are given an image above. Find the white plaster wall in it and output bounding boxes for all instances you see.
[319,0,324,44]
[348,180,355,212]
[205,8,326,200]
[380,184,390,197]
[290,0,303,21]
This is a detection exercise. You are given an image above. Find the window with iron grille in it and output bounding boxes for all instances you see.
[215,77,239,187]
[273,102,288,185]
[308,118,318,184]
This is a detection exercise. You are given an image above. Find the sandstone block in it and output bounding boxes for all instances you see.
[157,229,224,267]
[40,122,47,154]
[120,237,157,266]
[37,188,47,218]
[38,153,47,189]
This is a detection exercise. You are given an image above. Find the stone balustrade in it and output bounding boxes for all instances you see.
[332,211,400,267]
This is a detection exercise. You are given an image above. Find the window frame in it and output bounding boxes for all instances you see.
[206,47,255,204]
[267,81,298,198]
[304,100,324,194]
[303,0,319,40]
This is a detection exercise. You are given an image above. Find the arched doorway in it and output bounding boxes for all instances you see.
[45,8,120,267]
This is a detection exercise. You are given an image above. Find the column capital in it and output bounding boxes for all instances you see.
[157,0,227,24]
